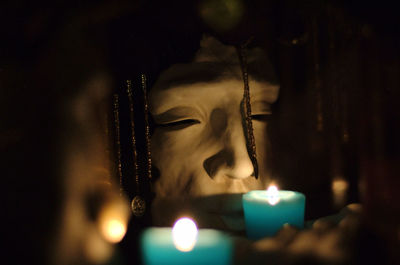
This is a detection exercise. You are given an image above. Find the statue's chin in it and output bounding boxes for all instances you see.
[219,213,245,232]
[151,193,246,234]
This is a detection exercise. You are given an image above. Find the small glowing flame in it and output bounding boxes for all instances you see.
[100,219,126,243]
[332,177,349,209]
[332,178,349,192]
[266,185,280,205]
[172,217,198,252]
[98,200,130,243]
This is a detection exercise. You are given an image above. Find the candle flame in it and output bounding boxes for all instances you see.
[100,219,127,243]
[172,217,198,252]
[332,177,349,209]
[266,185,280,205]
[98,199,130,243]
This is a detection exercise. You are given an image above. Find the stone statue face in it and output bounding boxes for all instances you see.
[150,36,279,232]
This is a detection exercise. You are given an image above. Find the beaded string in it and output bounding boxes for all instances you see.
[237,43,259,179]
[141,74,152,181]
[126,80,140,194]
[112,94,124,194]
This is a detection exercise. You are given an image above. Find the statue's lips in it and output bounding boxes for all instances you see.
[192,193,244,214]
[206,210,245,232]
[191,194,245,231]
[207,209,243,216]
[220,214,245,231]
[151,193,247,231]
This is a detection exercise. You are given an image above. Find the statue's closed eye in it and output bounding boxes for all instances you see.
[250,101,272,122]
[251,113,271,122]
[158,119,200,130]
[152,107,201,130]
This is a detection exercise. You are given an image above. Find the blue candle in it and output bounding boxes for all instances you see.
[141,218,233,265]
[242,186,306,240]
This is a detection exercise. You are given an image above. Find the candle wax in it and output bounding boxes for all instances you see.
[141,228,232,265]
[243,190,305,240]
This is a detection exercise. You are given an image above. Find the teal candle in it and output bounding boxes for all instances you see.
[141,218,233,265]
[242,187,306,239]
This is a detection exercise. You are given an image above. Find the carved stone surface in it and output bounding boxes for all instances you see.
[149,35,279,231]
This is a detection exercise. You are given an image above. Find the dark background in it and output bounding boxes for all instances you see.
[2,0,399,264]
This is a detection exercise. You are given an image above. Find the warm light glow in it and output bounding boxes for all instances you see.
[84,227,113,264]
[332,177,349,209]
[332,178,348,192]
[266,185,280,205]
[98,199,130,243]
[100,219,126,243]
[172,217,198,252]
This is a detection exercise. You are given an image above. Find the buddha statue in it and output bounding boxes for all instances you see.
[149,35,279,232]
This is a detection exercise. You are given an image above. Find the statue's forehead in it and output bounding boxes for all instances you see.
[149,76,279,115]
[152,62,241,92]
[152,61,277,93]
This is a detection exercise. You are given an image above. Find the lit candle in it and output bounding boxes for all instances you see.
[141,217,233,265]
[242,185,306,240]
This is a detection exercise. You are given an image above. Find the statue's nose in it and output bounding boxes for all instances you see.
[203,108,255,180]
[223,121,255,179]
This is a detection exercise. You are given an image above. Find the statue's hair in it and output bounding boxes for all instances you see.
[152,35,279,92]
[194,35,278,84]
